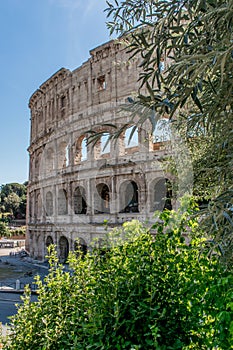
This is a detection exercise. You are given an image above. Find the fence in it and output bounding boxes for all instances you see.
[0,239,25,249]
[0,241,15,248]
[0,280,37,292]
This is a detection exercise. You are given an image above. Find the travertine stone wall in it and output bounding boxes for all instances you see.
[26,39,174,262]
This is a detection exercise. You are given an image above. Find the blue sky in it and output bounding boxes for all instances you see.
[0,0,111,185]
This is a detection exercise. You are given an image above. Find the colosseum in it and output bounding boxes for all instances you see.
[26,39,174,262]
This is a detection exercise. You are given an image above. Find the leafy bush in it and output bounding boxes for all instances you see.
[9,226,26,237]
[0,221,11,237]
[2,200,232,349]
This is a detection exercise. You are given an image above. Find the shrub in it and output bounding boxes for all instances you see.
[9,226,26,237]
[0,222,11,238]
[1,200,232,349]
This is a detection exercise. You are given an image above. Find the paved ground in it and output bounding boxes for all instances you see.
[0,247,48,337]
[0,247,48,285]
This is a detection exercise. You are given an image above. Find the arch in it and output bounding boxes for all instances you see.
[100,132,110,155]
[125,126,138,149]
[46,147,55,172]
[74,135,87,164]
[81,137,87,161]
[153,118,171,143]
[34,157,40,180]
[74,186,87,214]
[29,195,33,221]
[65,145,70,167]
[119,180,139,213]
[29,155,34,182]
[58,189,68,215]
[58,141,68,168]
[36,192,42,218]
[45,191,53,216]
[150,178,172,212]
[94,183,110,214]
[92,130,111,159]
[45,235,54,257]
[59,236,69,263]
[74,237,87,256]
[46,235,54,247]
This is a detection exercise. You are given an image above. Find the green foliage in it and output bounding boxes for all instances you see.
[2,201,232,349]
[0,182,27,219]
[8,226,26,238]
[0,183,27,198]
[4,192,21,213]
[105,0,233,263]
[200,190,233,270]
[0,221,10,237]
[106,0,233,122]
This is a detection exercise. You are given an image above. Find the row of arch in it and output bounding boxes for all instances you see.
[45,235,87,263]
[32,121,171,177]
[31,178,172,219]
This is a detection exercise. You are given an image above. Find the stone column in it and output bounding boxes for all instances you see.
[67,182,73,217]
[41,187,46,222]
[110,175,117,215]
[53,184,57,222]
[86,178,92,216]
[138,173,147,214]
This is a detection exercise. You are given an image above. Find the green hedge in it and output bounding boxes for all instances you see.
[2,200,233,349]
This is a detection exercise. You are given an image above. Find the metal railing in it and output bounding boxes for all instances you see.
[0,281,37,291]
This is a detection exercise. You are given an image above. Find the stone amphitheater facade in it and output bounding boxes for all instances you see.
[26,39,174,262]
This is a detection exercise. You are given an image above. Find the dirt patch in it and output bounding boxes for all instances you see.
[0,261,36,281]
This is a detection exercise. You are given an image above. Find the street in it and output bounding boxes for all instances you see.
[0,293,19,325]
[0,292,37,323]
[0,246,46,331]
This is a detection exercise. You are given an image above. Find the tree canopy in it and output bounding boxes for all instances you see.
[0,182,27,220]
[105,0,233,262]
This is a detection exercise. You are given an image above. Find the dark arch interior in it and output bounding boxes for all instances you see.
[74,238,87,256]
[59,236,69,263]
[74,186,87,214]
[95,183,110,214]
[152,178,172,211]
[120,181,139,213]
[46,235,53,247]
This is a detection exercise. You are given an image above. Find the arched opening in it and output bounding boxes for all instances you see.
[94,183,110,214]
[29,196,33,222]
[92,131,111,159]
[120,181,139,213]
[45,236,54,257]
[125,126,138,149]
[81,137,87,161]
[74,238,87,256]
[58,141,68,169]
[74,186,87,214]
[36,192,42,219]
[58,189,68,215]
[46,147,54,172]
[45,191,53,216]
[153,118,171,143]
[65,145,70,167]
[151,178,172,212]
[59,236,69,263]
[46,235,53,247]
[34,157,40,180]
[100,132,110,155]
[74,136,87,164]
